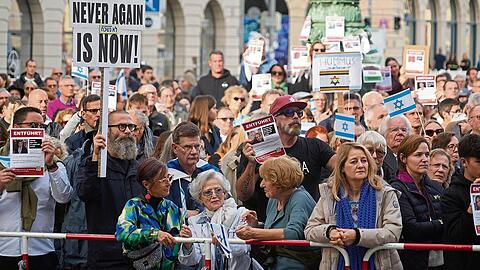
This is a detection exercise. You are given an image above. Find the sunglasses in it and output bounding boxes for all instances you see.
[53,72,63,76]
[233,97,246,102]
[425,128,444,137]
[91,76,101,79]
[217,117,234,122]
[271,71,284,76]
[313,48,326,53]
[201,187,225,198]
[277,108,304,118]
[108,123,137,132]
[84,108,101,114]
[18,122,47,129]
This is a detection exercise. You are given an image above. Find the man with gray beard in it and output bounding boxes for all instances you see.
[236,95,338,222]
[77,110,144,270]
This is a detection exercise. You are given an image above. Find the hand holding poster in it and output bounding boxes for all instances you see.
[244,39,264,67]
[415,75,437,105]
[242,115,285,163]
[9,129,45,177]
[251,74,272,101]
[470,184,480,235]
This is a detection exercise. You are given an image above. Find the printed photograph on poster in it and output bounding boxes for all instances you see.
[251,74,272,100]
[9,128,45,177]
[375,66,392,92]
[470,184,480,235]
[108,84,117,112]
[299,16,311,41]
[415,75,437,105]
[244,39,264,67]
[91,81,102,95]
[312,52,362,92]
[403,45,429,77]
[290,46,310,70]
[342,36,361,52]
[242,115,285,163]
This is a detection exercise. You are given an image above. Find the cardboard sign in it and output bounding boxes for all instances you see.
[404,45,429,78]
[375,66,393,92]
[363,65,383,83]
[71,0,144,68]
[342,36,361,53]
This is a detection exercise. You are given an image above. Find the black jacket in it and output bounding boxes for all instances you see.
[13,72,44,89]
[65,130,87,154]
[77,154,144,270]
[390,175,444,270]
[193,69,239,105]
[149,109,170,136]
[383,148,398,177]
[442,173,480,270]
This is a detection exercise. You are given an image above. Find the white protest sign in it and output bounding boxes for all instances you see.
[9,129,45,177]
[251,74,272,101]
[299,16,311,41]
[415,75,437,105]
[342,36,361,52]
[71,0,144,68]
[325,16,345,41]
[363,65,383,83]
[244,39,264,67]
[108,84,117,112]
[242,115,285,164]
[375,66,393,92]
[290,46,309,70]
[470,184,480,236]
[404,45,429,77]
[312,52,362,93]
[91,81,102,95]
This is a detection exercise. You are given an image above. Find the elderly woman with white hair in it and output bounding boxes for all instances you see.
[357,131,396,183]
[178,170,261,270]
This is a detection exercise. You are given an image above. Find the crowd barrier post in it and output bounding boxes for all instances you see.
[204,241,212,270]
[20,235,28,270]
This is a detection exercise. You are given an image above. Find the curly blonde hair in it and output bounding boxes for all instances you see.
[259,156,304,192]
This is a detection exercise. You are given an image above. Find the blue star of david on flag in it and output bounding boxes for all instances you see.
[71,65,88,80]
[384,89,416,117]
[334,113,355,141]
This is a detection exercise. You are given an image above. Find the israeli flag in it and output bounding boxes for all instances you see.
[384,89,416,117]
[209,223,232,258]
[71,65,88,80]
[0,156,11,168]
[116,69,128,101]
[334,113,355,141]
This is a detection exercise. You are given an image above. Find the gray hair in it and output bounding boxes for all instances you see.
[378,115,412,137]
[24,81,38,88]
[467,93,480,109]
[189,170,231,203]
[0,88,10,95]
[357,131,387,153]
[364,104,384,124]
[128,110,149,128]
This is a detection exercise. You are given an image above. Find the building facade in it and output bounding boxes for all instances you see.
[0,0,478,81]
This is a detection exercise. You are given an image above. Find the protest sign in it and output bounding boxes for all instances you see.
[251,74,272,101]
[325,16,345,41]
[91,81,102,95]
[342,36,361,52]
[312,52,362,92]
[325,42,341,52]
[71,0,144,68]
[299,16,311,41]
[470,184,480,235]
[244,39,264,67]
[300,122,316,137]
[108,84,117,112]
[375,66,393,92]
[290,46,310,70]
[242,115,285,163]
[415,75,437,105]
[9,128,45,177]
[363,65,383,83]
[403,45,429,78]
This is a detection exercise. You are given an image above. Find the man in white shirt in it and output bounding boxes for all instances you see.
[0,106,72,270]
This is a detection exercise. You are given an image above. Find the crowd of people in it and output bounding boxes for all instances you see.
[0,41,480,270]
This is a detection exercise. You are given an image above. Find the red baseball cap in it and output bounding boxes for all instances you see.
[269,95,307,115]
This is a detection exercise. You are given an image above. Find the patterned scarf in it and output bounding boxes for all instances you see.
[336,181,377,270]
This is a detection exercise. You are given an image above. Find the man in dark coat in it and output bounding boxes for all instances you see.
[13,59,44,90]
[192,51,239,105]
[77,110,144,270]
[442,134,480,269]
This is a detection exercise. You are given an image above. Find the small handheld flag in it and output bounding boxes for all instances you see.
[384,89,416,117]
[209,223,232,258]
[71,65,88,80]
[334,113,355,141]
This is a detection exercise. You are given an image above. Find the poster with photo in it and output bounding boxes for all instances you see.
[325,16,345,41]
[470,184,480,235]
[404,45,429,77]
[290,46,310,70]
[251,74,272,101]
[244,39,264,67]
[9,128,45,177]
[415,75,437,105]
[242,115,285,163]
[375,66,393,92]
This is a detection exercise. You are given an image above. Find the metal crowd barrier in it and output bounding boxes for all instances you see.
[0,231,351,270]
[361,243,480,270]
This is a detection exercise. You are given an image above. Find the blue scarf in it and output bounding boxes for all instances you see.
[336,182,377,270]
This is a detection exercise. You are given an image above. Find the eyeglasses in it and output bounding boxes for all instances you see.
[84,108,101,114]
[447,144,458,150]
[233,97,246,102]
[277,108,304,118]
[25,87,35,91]
[154,174,173,185]
[313,48,326,53]
[366,147,385,158]
[176,143,201,153]
[344,106,361,111]
[108,123,137,132]
[18,122,46,129]
[271,71,284,76]
[53,72,63,76]
[424,128,444,137]
[91,76,101,79]
[201,187,225,198]
[469,115,480,120]
[388,127,408,134]
[217,117,234,122]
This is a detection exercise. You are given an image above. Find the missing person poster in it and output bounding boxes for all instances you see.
[9,128,45,177]
[290,46,310,70]
[242,115,285,163]
[251,74,272,101]
[325,16,345,41]
[404,45,429,78]
[244,39,264,67]
[375,66,393,92]
[470,184,480,235]
[415,75,437,105]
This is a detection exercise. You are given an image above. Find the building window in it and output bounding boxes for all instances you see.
[425,0,437,62]
[405,0,416,45]
[446,0,457,58]
[158,1,175,79]
[467,0,477,65]
[7,0,32,78]
[200,2,216,76]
